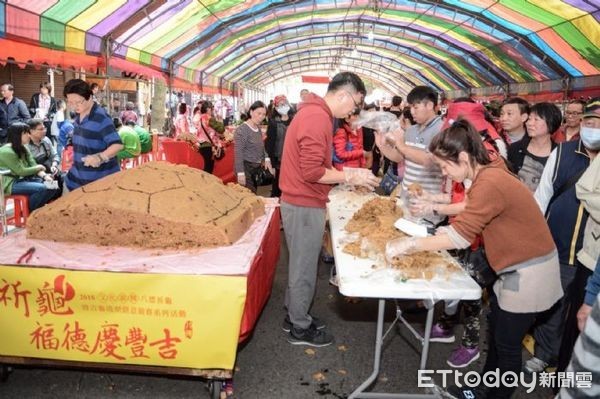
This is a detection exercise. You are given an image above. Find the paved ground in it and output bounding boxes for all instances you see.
[0,227,554,399]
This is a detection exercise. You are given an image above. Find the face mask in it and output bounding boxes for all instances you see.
[580,126,600,150]
[276,105,290,115]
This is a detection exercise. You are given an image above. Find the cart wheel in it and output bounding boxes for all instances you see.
[207,380,221,399]
[0,365,11,382]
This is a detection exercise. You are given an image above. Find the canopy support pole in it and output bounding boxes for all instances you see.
[167,60,174,132]
[103,37,112,114]
[563,77,571,102]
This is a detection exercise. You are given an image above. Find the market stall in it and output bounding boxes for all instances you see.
[327,188,481,399]
[0,197,279,398]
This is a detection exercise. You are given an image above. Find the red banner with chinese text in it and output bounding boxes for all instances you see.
[0,266,246,369]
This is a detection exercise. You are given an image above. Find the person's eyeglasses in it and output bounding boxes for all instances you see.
[68,99,86,107]
[565,111,583,116]
[344,90,363,113]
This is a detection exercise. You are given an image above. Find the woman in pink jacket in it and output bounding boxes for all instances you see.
[332,109,365,171]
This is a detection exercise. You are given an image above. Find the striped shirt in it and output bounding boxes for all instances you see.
[65,103,122,190]
[234,122,265,174]
[401,116,444,194]
[559,293,600,399]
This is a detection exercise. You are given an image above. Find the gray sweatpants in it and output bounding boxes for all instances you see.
[281,201,326,330]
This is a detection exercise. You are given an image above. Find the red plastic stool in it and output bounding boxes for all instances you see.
[6,195,30,227]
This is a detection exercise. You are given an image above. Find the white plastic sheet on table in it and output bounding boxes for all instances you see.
[327,186,481,303]
[328,186,481,399]
[0,199,279,276]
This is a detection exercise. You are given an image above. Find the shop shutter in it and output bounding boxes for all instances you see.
[9,64,48,109]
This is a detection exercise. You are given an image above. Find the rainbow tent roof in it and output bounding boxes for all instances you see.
[1,0,599,94]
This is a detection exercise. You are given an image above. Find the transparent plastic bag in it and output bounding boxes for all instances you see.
[352,111,401,135]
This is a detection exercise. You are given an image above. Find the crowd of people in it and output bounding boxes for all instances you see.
[0,79,152,212]
[1,72,598,399]
[265,74,598,399]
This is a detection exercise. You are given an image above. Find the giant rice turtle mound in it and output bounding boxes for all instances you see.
[27,161,265,249]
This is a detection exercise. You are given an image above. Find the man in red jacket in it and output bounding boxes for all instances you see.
[279,72,379,347]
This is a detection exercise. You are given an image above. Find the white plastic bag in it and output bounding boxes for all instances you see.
[352,111,401,135]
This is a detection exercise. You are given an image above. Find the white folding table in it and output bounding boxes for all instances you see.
[327,188,481,399]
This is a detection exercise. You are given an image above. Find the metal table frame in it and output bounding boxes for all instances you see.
[349,298,438,399]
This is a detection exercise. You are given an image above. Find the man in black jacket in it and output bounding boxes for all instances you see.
[0,83,30,144]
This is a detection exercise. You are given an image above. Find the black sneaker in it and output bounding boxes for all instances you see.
[282,315,326,333]
[446,385,488,399]
[287,325,333,347]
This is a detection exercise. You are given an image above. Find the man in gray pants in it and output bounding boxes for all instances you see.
[278,72,379,347]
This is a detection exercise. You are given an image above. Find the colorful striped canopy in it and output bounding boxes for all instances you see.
[1,0,599,94]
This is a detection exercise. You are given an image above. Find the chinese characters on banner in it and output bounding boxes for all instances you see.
[0,265,247,369]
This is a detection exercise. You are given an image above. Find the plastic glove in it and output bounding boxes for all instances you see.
[435,226,450,236]
[407,189,451,204]
[237,172,246,187]
[409,198,437,217]
[388,127,405,148]
[264,157,275,175]
[343,167,380,190]
[385,237,418,262]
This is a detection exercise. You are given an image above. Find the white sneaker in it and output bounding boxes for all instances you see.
[523,356,548,374]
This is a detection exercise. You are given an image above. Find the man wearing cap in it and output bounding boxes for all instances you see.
[556,97,600,377]
[525,98,599,375]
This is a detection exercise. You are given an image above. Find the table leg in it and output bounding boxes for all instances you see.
[349,299,439,399]
[349,299,386,399]
[420,305,435,370]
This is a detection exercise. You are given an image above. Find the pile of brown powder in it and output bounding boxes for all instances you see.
[341,196,459,280]
[27,162,265,249]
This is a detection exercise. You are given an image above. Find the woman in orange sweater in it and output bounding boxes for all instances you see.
[386,119,562,399]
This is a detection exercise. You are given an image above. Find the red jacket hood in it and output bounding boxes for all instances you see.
[297,93,333,118]
[442,102,500,140]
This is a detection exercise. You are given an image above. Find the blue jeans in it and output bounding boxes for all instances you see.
[10,178,58,212]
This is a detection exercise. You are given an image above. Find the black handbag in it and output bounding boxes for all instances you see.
[252,167,274,187]
[212,145,225,160]
[460,246,497,288]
